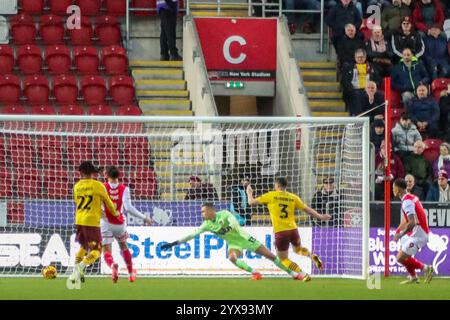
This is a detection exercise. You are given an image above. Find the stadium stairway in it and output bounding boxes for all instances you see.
[188,0,249,17]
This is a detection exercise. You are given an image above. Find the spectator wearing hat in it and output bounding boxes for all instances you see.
[407,84,440,138]
[354,81,385,120]
[311,177,340,227]
[432,142,450,179]
[230,177,252,226]
[405,173,425,200]
[425,170,450,202]
[412,0,445,37]
[184,176,218,200]
[381,0,413,38]
[423,24,450,80]
[374,140,405,200]
[370,119,385,152]
[391,16,425,62]
[391,112,422,158]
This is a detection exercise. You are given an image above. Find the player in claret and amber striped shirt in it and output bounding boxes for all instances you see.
[101,166,153,283]
[393,178,434,284]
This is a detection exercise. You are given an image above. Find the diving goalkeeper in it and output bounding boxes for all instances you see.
[161,203,311,281]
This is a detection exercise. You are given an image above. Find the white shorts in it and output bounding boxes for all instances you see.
[100,219,129,245]
[400,233,428,256]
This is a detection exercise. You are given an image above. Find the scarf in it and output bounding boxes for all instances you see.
[356,64,368,89]
[370,37,387,53]
[437,155,450,172]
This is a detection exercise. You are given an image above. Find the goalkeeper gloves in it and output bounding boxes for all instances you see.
[161,241,180,250]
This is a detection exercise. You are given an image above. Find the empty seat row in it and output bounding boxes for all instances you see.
[10,14,122,45]
[1,104,141,116]
[20,0,128,16]
[0,74,135,105]
[0,44,127,75]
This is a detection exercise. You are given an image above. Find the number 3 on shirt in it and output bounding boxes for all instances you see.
[77,195,93,211]
[279,204,288,219]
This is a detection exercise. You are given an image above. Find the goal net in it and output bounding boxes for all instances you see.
[0,115,369,279]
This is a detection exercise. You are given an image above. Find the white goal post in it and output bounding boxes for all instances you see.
[0,115,370,279]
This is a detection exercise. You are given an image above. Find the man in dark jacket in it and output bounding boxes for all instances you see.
[370,119,385,152]
[157,0,182,61]
[405,174,425,200]
[311,177,340,227]
[391,47,430,106]
[423,25,450,80]
[407,84,440,138]
[438,86,450,140]
[326,0,362,47]
[184,176,218,200]
[391,16,425,62]
[381,0,413,37]
[230,177,252,226]
[355,81,385,120]
[403,140,433,193]
[335,23,365,69]
[426,170,450,202]
[412,0,445,36]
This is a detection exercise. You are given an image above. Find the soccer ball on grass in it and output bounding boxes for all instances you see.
[42,266,58,279]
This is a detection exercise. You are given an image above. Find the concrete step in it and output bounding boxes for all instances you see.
[303,81,340,92]
[311,111,349,117]
[316,152,337,160]
[142,109,194,116]
[132,69,184,80]
[135,79,186,90]
[130,60,183,69]
[302,70,337,82]
[159,182,192,189]
[191,10,248,17]
[160,192,187,201]
[137,90,189,99]
[190,3,248,9]
[140,99,191,111]
[299,61,336,70]
[307,91,342,99]
[155,161,208,172]
[309,100,346,112]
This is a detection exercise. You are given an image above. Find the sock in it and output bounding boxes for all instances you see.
[281,258,302,273]
[103,251,114,268]
[234,259,254,273]
[82,249,101,267]
[121,249,133,274]
[273,258,297,276]
[405,257,424,272]
[294,247,311,257]
[402,258,417,277]
[75,247,86,264]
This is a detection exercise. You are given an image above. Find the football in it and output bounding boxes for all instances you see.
[42,266,58,279]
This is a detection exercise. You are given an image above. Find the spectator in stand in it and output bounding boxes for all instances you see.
[355,81,385,120]
[157,0,182,61]
[391,47,429,106]
[341,48,381,115]
[311,177,340,227]
[444,0,450,18]
[425,170,450,202]
[374,140,405,200]
[184,176,218,200]
[365,25,394,77]
[381,0,413,37]
[407,84,440,138]
[405,173,425,200]
[391,16,425,62]
[371,119,385,152]
[412,0,445,37]
[438,84,450,140]
[403,140,433,193]
[432,142,450,180]
[230,177,252,226]
[391,112,422,158]
[423,24,450,80]
[326,0,362,48]
[336,23,365,68]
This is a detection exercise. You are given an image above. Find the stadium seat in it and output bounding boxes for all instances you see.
[431,78,450,101]
[131,0,157,16]
[53,74,79,104]
[1,105,28,130]
[116,105,143,133]
[0,45,15,74]
[93,136,121,167]
[0,74,21,104]
[390,89,402,109]
[101,45,128,75]
[390,108,404,126]
[59,104,84,115]
[0,137,7,167]
[31,104,56,115]
[110,75,135,105]
[40,15,65,44]
[10,13,37,44]
[17,44,42,74]
[68,16,93,45]
[1,104,26,114]
[31,104,57,131]
[66,136,93,166]
[360,19,372,42]
[45,45,71,74]
[43,168,70,199]
[117,104,141,116]
[81,75,106,105]
[105,0,127,16]
[74,0,102,16]
[95,15,122,45]
[74,46,99,74]
[130,168,157,199]
[123,136,150,167]
[24,75,50,104]
[48,0,74,15]
[37,136,64,168]
[20,0,45,14]
[0,166,13,198]
[8,135,35,168]
[423,138,443,163]
[14,168,42,198]
[88,104,113,116]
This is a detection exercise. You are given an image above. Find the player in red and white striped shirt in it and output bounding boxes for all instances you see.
[393,178,434,284]
[101,166,153,283]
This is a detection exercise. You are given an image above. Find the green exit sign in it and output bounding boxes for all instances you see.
[225,81,244,89]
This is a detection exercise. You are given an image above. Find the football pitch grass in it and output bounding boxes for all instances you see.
[1,277,449,300]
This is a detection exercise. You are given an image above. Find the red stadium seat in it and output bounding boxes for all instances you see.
[20,0,45,14]
[53,74,78,104]
[37,136,64,168]
[95,15,122,45]
[123,136,150,167]
[0,45,15,74]
[10,14,37,44]
[31,104,56,115]
[8,135,35,168]
[110,75,135,105]
[81,76,106,105]
[17,44,42,75]
[117,105,143,133]
[390,108,404,126]
[423,138,443,163]
[0,137,7,167]
[40,15,65,44]
[101,45,128,75]
[45,45,71,74]
[24,75,50,104]
[2,105,26,114]
[68,16,93,45]
[48,0,74,15]
[60,104,84,115]
[88,104,113,116]
[117,104,141,116]
[74,46,99,74]
[431,78,450,101]
[0,75,21,104]
[105,0,126,16]
[130,168,157,199]
[0,167,13,198]
[66,136,93,166]
[75,0,102,16]
[14,168,42,198]
[93,136,121,167]
[43,168,70,199]
[31,105,57,131]
[131,0,157,16]
[1,105,28,130]
[390,89,402,109]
